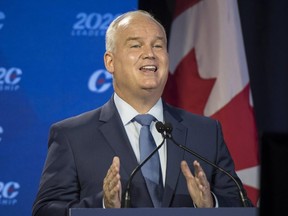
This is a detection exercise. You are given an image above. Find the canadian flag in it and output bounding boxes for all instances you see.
[163,0,259,205]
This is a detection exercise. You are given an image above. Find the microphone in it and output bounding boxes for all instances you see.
[122,130,166,208]
[155,121,249,207]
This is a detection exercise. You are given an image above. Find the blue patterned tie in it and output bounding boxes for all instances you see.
[134,114,163,207]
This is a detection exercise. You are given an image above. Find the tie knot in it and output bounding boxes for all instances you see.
[134,114,155,126]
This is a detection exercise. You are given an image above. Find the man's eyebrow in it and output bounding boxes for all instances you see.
[125,37,141,43]
[125,36,166,44]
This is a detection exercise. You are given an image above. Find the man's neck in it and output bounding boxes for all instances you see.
[114,91,161,114]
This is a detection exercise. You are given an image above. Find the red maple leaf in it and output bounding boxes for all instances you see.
[163,48,216,115]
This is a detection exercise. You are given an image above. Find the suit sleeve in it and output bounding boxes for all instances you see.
[212,120,253,207]
[32,124,103,216]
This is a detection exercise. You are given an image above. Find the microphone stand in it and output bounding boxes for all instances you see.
[168,135,248,207]
[122,134,167,208]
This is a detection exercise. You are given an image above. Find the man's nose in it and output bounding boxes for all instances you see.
[142,46,155,59]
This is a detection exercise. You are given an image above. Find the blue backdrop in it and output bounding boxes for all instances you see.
[0,1,138,215]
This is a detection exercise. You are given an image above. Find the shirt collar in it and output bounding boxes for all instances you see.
[113,93,164,125]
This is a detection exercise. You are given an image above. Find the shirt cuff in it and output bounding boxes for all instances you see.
[211,191,219,207]
[193,191,219,208]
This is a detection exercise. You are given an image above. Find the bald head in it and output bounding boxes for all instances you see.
[105,10,167,52]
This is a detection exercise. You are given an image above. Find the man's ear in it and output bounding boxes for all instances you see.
[104,51,114,74]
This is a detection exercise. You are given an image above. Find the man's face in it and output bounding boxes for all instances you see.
[105,14,169,101]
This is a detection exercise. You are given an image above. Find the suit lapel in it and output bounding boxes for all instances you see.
[98,98,140,180]
[162,104,188,207]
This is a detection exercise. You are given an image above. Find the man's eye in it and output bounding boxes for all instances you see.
[154,45,163,48]
[131,45,141,48]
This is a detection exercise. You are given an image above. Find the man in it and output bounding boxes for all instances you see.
[32,10,253,216]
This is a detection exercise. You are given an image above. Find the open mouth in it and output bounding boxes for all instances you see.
[139,65,157,72]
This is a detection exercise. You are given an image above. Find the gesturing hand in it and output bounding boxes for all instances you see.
[181,160,214,208]
[103,156,122,208]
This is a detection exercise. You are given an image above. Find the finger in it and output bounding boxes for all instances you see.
[193,161,206,180]
[193,161,210,192]
[181,160,194,179]
[111,156,120,170]
[193,160,203,175]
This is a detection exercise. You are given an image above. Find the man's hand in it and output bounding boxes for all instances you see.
[103,156,122,208]
[181,160,214,208]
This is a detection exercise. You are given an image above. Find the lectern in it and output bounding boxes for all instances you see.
[70,207,258,216]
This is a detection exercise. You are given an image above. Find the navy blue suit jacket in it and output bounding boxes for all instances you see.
[32,97,252,216]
